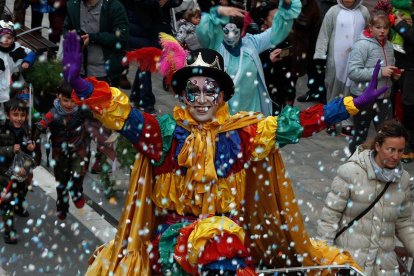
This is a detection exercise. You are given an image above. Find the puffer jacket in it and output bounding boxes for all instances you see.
[317,148,414,275]
[348,31,395,98]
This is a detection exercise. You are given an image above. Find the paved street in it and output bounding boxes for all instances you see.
[1,0,414,274]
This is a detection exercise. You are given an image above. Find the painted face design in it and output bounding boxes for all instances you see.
[184,78,220,104]
[222,23,240,47]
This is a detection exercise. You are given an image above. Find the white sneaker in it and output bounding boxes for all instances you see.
[393,44,406,54]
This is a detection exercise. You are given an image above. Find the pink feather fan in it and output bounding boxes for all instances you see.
[159,32,188,86]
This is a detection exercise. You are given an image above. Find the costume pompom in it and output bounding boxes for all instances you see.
[125,47,162,72]
[159,32,188,86]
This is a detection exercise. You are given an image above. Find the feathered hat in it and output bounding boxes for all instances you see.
[171,48,235,102]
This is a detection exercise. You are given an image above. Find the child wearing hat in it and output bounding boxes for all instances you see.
[0,20,36,115]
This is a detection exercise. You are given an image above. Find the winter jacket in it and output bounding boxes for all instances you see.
[123,0,182,49]
[348,31,395,98]
[63,0,129,81]
[175,20,200,50]
[0,42,36,103]
[36,99,91,152]
[0,121,30,175]
[317,148,414,275]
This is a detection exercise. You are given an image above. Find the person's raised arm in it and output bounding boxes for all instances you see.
[63,32,165,162]
[275,59,388,147]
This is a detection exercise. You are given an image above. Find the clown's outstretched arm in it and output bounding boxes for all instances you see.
[275,60,388,147]
[63,32,166,162]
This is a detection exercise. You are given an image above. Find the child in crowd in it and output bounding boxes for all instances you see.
[175,8,201,50]
[313,0,369,135]
[35,82,91,220]
[347,11,402,154]
[0,99,35,244]
[0,20,36,113]
[10,82,43,165]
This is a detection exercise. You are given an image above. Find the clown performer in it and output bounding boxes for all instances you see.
[63,32,387,275]
[196,0,301,116]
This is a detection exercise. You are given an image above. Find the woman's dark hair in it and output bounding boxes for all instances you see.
[55,81,73,98]
[4,98,27,114]
[362,120,408,151]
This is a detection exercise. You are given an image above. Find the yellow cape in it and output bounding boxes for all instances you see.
[86,152,360,275]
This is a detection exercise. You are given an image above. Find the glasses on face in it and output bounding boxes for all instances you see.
[184,78,221,103]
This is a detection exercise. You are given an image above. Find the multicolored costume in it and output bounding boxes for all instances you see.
[77,78,362,275]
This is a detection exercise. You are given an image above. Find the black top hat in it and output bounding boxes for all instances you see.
[171,48,235,102]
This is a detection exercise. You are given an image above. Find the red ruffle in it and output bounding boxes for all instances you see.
[174,223,199,275]
[153,139,181,175]
[71,77,112,114]
[135,113,163,162]
[300,103,326,137]
[149,234,162,274]
[229,125,257,175]
[198,232,248,265]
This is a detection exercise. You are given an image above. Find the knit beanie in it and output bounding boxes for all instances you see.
[0,20,15,38]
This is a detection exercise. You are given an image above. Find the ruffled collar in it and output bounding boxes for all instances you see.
[172,103,262,184]
[173,103,231,128]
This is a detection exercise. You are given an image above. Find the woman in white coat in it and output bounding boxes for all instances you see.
[317,120,414,275]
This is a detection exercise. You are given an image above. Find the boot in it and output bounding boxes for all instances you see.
[3,229,17,244]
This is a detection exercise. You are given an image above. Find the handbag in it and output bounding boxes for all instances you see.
[334,181,392,242]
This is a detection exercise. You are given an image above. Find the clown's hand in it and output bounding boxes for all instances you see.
[63,32,92,97]
[353,59,388,109]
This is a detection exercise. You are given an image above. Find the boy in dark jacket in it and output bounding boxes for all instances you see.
[0,99,35,244]
[36,82,91,220]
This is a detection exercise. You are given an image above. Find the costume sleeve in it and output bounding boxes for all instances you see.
[275,96,359,147]
[72,77,165,162]
[313,7,335,60]
[268,0,301,46]
[23,49,36,66]
[196,6,229,50]
[316,170,350,244]
[36,110,55,131]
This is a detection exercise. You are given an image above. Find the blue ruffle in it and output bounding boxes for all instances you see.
[202,258,246,271]
[323,98,350,127]
[215,130,241,178]
[119,108,144,145]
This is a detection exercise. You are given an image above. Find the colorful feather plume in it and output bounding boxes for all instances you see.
[159,32,188,86]
[125,47,162,72]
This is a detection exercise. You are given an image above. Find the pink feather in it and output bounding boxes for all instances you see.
[159,33,188,86]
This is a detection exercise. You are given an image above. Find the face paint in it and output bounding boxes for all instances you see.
[185,78,220,104]
[222,23,241,47]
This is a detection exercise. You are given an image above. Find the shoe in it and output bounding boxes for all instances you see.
[91,159,103,174]
[393,44,406,54]
[14,207,29,217]
[3,231,17,244]
[73,196,85,209]
[326,125,337,136]
[297,92,320,103]
[119,74,131,89]
[402,152,414,163]
[340,126,354,137]
[57,211,67,220]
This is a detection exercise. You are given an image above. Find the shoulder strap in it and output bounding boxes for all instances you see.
[334,181,392,242]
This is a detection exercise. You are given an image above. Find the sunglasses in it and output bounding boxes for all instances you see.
[184,78,221,103]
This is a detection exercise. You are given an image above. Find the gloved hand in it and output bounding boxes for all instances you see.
[353,59,388,109]
[63,32,91,95]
